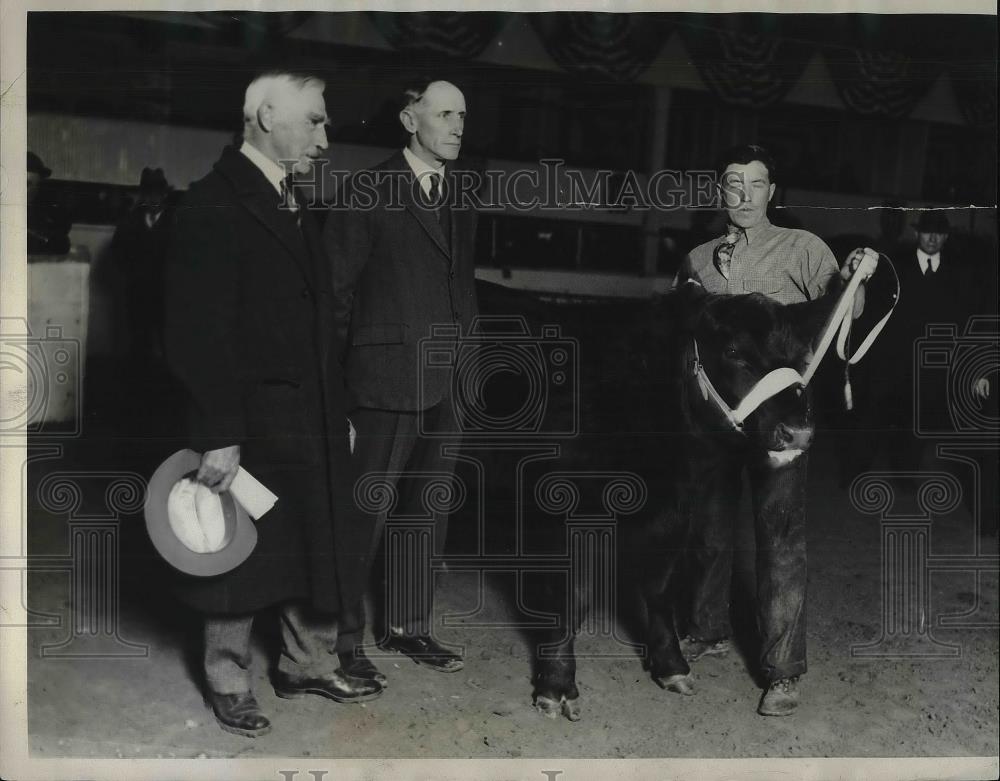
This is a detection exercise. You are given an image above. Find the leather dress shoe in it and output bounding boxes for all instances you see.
[338,647,388,687]
[379,633,464,673]
[273,668,383,703]
[207,691,272,738]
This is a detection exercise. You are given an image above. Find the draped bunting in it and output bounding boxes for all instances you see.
[196,11,314,40]
[367,12,505,59]
[824,48,945,119]
[190,11,992,127]
[529,13,673,82]
[950,65,997,128]
[679,26,813,108]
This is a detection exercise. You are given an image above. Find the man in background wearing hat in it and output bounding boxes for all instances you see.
[110,167,175,367]
[163,70,382,739]
[27,151,71,255]
[843,211,994,507]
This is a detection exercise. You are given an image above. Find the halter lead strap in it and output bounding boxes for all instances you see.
[692,254,899,430]
[801,253,899,385]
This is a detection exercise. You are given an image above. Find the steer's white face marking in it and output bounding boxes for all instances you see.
[767,448,804,466]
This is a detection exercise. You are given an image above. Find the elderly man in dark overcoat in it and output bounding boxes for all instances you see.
[163,70,382,739]
[324,79,479,676]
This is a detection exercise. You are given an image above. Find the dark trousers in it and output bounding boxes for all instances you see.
[688,451,809,683]
[338,402,458,652]
[204,602,338,695]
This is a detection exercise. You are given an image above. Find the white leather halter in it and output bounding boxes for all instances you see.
[690,254,898,433]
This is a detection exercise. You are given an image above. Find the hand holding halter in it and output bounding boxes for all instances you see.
[692,253,898,432]
[801,249,886,387]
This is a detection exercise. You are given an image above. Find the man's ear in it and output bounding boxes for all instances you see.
[399,107,417,135]
[256,102,275,133]
[767,182,776,203]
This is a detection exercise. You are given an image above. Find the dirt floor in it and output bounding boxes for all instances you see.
[19,294,1000,767]
[23,445,998,762]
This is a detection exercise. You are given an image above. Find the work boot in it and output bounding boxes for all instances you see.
[758,676,800,716]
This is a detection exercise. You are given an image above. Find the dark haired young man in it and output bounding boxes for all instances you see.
[677,144,876,716]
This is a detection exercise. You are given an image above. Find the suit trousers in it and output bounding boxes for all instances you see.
[687,452,809,683]
[338,401,459,651]
[204,602,338,695]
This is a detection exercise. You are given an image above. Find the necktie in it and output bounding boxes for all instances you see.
[428,173,451,248]
[714,224,742,280]
[281,176,301,230]
[428,173,446,222]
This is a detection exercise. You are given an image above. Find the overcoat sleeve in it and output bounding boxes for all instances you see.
[163,196,247,451]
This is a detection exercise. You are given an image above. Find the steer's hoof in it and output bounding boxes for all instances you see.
[534,695,561,719]
[562,697,582,721]
[534,694,582,721]
[654,673,695,696]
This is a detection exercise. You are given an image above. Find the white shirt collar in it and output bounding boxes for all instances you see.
[917,249,940,274]
[240,140,287,196]
[403,146,445,198]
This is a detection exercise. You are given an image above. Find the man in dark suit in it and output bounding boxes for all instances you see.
[163,71,383,739]
[844,211,992,478]
[110,167,174,365]
[325,79,478,674]
[26,151,71,255]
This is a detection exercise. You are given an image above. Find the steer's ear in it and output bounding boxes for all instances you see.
[671,279,710,333]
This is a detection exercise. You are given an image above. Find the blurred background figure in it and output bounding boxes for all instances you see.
[109,167,174,368]
[27,151,72,255]
[841,210,997,532]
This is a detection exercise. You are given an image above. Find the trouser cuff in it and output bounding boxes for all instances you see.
[763,660,807,683]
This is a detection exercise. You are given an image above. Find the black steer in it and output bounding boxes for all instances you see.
[515,280,841,721]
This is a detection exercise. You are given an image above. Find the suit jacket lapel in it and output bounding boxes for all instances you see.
[389,152,451,260]
[448,183,468,271]
[215,147,317,291]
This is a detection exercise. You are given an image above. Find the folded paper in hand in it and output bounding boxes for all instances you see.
[228,467,278,520]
